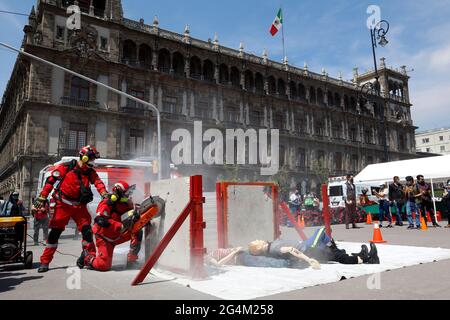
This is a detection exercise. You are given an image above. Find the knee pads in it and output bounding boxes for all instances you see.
[48,228,64,244]
[81,225,94,243]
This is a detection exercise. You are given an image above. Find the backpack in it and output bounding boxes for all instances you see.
[57,160,94,204]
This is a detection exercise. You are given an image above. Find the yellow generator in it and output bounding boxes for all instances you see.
[0,216,33,269]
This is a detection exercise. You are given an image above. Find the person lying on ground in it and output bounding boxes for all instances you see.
[206,227,380,269]
[249,227,380,266]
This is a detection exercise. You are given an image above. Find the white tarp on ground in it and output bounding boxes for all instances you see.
[354,155,450,184]
[145,242,450,300]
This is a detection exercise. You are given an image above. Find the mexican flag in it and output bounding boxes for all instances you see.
[269,8,283,36]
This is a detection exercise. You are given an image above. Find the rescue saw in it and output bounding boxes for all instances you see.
[121,196,165,237]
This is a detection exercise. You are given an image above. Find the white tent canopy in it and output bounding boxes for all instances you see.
[354,155,450,184]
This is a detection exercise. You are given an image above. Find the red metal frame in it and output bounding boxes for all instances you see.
[216,181,280,248]
[132,175,206,286]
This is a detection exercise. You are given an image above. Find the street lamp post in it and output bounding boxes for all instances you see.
[366,20,390,162]
[0,42,163,180]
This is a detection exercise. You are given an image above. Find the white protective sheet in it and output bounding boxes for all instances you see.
[149,242,450,300]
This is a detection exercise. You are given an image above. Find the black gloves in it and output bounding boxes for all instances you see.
[33,196,47,209]
[94,215,111,228]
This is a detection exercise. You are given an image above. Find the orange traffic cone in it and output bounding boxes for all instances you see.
[420,216,428,230]
[370,223,387,243]
[298,215,305,228]
[437,211,442,222]
[366,213,373,225]
[426,212,432,223]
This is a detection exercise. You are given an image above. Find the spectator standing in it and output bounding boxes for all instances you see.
[288,188,301,226]
[375,183,392,228]
[389,176,405,226]
[1,191,25,216]
[343,174,358,229]
[441,179,450,228]
[31,197,50,246]
[414,175,441,228]
[404,176,422,229]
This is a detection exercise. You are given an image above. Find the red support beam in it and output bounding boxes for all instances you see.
[189,175,207,279]
[216,182,225,248]
[321,184,332,237]
[131,201,193,286]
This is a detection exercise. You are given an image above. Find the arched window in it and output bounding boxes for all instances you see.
[309,86,316,104]
[219,64,229,85]
[203,59,215,82]
[350,96,357,112]
[230,67,240,88]
[172,52,185,76]
[190,56,202,79]
[122,40,137,64]
[344,95,349,110]
[244,70,254,91]
[278,79,286,97]
[327,91,334,106]
[268,76,276,95]
[158,49,171,73]
[334,93,341,108]
[255,73,264,94]
[317,88,325,106]
[298,83,306,101]
[289,81,298,99]
[138,44,152,68]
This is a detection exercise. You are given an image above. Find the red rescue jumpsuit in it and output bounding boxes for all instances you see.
[39,160,106,265]
[86,198,142,271]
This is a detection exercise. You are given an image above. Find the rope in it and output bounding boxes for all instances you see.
[26,233,79,258]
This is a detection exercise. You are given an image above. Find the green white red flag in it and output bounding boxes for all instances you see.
[269,8,283,36]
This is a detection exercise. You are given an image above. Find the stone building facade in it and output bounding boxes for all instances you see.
[0,0,417,210]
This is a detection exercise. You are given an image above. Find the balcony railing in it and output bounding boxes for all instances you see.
[120,102,152,116]
[57,148,79,158]
[61,97,99,108]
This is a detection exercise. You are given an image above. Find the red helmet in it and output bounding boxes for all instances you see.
[79,145,100,163]
[112,180,136,198]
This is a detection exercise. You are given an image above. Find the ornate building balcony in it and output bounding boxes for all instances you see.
[61,97,99,108]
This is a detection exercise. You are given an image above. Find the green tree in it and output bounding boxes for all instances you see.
[311,159,330,185]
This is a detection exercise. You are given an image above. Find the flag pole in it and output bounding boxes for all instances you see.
[281,6,286,62]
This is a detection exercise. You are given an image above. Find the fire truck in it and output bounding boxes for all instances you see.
[37,157,155,230]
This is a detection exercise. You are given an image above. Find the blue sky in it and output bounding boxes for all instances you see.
[1,0,450,131]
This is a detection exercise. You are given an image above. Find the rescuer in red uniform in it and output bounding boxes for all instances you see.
[33,145,108,273]
[77,180,143,271]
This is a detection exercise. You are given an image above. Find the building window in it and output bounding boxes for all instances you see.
[162,97,180,114]
[56,26,65,41]
[335,152,343,171]
[296,148,306,168]
[439,136,444,141]
[351,155,358,171]
[68,123,87,151]
[70,76,90,100]
[129,129,145,155]
[441,146,446,152]
[422,138,429,144]
[350,127,357,141]
[127,89,145,108]
[100,37,108,51]
[196,101,212,119]
[426,148,431,152]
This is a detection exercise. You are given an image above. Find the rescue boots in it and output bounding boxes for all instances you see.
[38,264,49,273]
[368,243,380,264]
[77,250,87,269]
[352,244,369,263]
